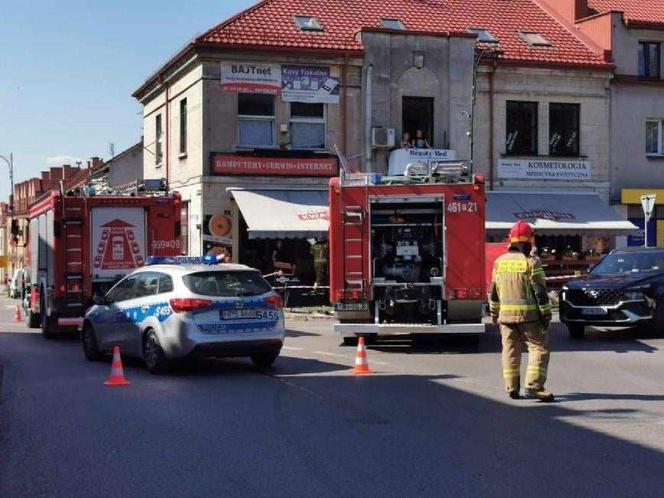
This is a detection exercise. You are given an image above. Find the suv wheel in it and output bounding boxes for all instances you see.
[81,323,104,361]
[251,352,279,369]
[568,324,585,340]
[143,330,169,374]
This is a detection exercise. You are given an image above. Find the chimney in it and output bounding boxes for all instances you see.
[89,156,103,170]
[575,0,589,20]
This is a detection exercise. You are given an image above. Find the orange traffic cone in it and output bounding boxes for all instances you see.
[351,337,373,375]
[13,305,21,322]
[105,346,130,387]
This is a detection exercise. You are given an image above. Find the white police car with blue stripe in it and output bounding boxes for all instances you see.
[81,256,285,373]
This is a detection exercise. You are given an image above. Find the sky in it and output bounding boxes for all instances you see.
[0,0,257,201]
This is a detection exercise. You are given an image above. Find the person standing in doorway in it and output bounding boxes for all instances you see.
[489,221,554,402]
[414,129,431,148]
[310,238,329,289]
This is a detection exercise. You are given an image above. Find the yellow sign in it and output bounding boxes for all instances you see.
[658,220,664,248]
[621,189,664,205]
[0,255,7,267]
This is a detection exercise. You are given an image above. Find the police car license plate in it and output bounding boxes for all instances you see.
[222,309,261,320]
[582,308,607,316]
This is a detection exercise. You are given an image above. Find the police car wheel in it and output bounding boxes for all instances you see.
[81,324,103,362]
[143,330,169,374]
[251,352,279,369]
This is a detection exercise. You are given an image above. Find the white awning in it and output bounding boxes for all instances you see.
[228,188,328,239]
[486,191,637,236]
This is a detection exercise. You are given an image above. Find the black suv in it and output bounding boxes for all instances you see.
[559,248,664,339]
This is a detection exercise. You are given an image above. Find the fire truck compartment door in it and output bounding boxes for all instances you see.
[228,188,328,239]
[90,208,146,279]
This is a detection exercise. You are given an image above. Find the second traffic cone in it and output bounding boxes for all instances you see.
[351,337,373,375]
[13,305,21,322]
[105,346,130,387]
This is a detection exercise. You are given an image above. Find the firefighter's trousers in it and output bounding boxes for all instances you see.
[499,321,550,392]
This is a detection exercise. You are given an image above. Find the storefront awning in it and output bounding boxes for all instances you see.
[486,192,638,236]
[228,188,328,239]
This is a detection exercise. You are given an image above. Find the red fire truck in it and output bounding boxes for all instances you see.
[24,188,182,337]
[329,165,486,343]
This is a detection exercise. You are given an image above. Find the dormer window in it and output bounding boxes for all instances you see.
[381,18,406,30]
[467,28,498,44]
[519,32,552,47]
[294,15,323,32]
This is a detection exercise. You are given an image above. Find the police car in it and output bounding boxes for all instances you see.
[81,256,285,373]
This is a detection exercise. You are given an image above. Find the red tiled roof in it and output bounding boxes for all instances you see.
[196,0,609,68]
[587,0,664,26]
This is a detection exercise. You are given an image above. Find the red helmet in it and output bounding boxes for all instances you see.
[509,220,534,244]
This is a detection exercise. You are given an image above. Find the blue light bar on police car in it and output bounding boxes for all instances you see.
[146,255,219,265]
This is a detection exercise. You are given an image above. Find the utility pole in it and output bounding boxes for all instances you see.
[0,153,14,214]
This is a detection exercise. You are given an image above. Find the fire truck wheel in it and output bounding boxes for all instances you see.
[81,323,104,361]
[143,330,169,374]
[25,309,39,329]
[40,296,58,339]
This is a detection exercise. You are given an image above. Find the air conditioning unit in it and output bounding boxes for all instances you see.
[372,127,396,148]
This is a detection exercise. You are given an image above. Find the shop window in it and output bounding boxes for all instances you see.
[402,97,434,148]
[238,93,275,148]
[638,42,660,78]
[646,120,664,155]
[549,103,580,156]
[506,101,538,156]
[179,98,187,155]
[155,114,163,165]
[290,103,326,149]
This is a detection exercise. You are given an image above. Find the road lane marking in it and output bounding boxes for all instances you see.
[282,346,304,351]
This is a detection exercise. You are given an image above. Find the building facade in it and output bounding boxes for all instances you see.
[134,0,635,277]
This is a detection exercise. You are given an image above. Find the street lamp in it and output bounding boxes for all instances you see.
[0,153,14,213]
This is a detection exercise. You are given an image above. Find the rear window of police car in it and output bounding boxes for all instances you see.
[183,271,272,297]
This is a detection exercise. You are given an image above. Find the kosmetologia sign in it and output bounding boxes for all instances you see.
[497,159,591,180]
[220,63,281,94]
[212,154,338,177]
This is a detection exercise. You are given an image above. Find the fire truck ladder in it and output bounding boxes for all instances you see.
[62,204,85,309]
[342,204,365,294]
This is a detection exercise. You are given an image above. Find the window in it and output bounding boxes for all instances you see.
[646,120,664,155]
[294,15,323,31]
[549,103,580,156]
[639,42,661,78]
[381,18,405,30]
[519,32,551,47]
[155,114,163,165]
[180,201,189,255]
[290,103,326,149]
[402,97,434,148]
[467,28,498,44]
[506,101,538,156]
[157,273,174,294]
[135,273,159,299]
[182,271,272,297]
[237,93,275,148]
[107,276,139,303]
[179,98,187,155]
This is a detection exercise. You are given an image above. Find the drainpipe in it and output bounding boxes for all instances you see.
[489,67,495,190]
[342,55,349,156]
[165,79,170,183]
[365,64,373,173]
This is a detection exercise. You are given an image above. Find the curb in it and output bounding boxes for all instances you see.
[284,312,335,321]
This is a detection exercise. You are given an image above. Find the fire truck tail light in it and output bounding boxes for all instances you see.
[448,288,483,300]
[169,298,212,313]
[264,294,284,309]
[350,289,361,300]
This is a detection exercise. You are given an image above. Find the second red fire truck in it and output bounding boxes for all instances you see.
[329,164,487,343]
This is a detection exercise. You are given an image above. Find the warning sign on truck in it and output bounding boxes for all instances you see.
[91,208,145,278]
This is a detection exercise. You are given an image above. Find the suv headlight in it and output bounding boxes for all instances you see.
[560,286,568,301]
[624,287,648,301]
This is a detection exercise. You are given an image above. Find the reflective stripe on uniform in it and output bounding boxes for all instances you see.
[498,304,539,312]
[527,366,547,374]
[496,260,528,273]
[503,368,519,378]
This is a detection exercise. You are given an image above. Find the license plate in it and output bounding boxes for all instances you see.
[582,308,607,316]
[222,309,262,320]
[335,303,369,312]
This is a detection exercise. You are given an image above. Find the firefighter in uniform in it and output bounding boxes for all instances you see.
[311,238,328,289]
[490,221,554,402]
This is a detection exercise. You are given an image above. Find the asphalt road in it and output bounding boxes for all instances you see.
[1,296,664,497]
